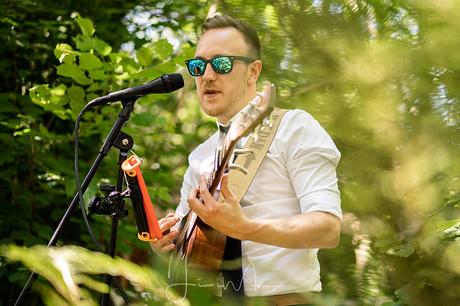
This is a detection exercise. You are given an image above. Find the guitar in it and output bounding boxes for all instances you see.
[169,83,276,283]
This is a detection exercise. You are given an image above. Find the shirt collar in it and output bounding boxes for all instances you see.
[215,110,240,133]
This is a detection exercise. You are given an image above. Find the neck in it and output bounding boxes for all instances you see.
[218,87,258,124]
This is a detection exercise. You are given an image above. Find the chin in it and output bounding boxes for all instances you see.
[199,103,217,117]
[203,108,222,119]
[200,102,221,116]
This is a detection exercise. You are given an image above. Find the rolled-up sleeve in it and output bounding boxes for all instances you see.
[276,110,342,219]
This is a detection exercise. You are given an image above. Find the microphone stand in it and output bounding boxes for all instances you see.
[89,131,133,306]
[15,97,138,306]
[87,131,133,306]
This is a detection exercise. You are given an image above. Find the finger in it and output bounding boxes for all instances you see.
[150,229,177,250]
[151,241,175,253]
[188,187,199,204]
[188,188,206,215]
[220,174,237,203]
[150,240,166,253]
[159,216,180,232]
[160,243,176,253]
[199,175,208,194]
[158,213,176,225]
[198,175,213,203]
[162,228,178,242]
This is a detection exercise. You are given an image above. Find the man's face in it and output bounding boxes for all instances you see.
[194,27,254,123]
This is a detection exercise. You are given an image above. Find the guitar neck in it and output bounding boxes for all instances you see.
[208,141,237,197]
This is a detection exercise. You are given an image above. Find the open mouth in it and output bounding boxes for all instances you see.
[204,89,220,97]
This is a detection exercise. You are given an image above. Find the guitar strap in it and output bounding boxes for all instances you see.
[220,107,288,297]
[222,107,288,202]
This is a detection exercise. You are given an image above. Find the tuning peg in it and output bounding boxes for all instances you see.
[228,164,249,175]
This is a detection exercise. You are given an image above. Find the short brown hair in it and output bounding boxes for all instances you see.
[201,14,261,59]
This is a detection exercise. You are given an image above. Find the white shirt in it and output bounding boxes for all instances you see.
[175,109,342,297]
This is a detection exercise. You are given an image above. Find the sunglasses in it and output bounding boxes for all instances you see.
[185,55,255,77]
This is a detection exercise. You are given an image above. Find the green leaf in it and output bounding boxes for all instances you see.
[86,93,99,102]
[49,84,67,96]
[68,85,86,118]
[73,35,112,56]
[74,34,94,51]
[135,62,177,80]
[76,15,95,37]
[54,43,74,63]
[38,124,53,139]
[75,275,109,294]
[56,63,91,85]
[62,53,77,65]
[86,81,105,92]
[1,245,190,306]
[29,84,70,119]
[30,84,51,106]
[152,39,173,59]
[137,45,154,67]
[79,52,103,70]
[88,69,106,80]
[67,85,85,104]
[34,283,70,306]
[0,16,19,27]
[109,52,130,65]
[93,37,112,56]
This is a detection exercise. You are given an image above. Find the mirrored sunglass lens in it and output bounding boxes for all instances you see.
[212,57,232,73]
[188,59,206,76]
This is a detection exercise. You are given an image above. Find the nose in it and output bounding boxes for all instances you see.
[202,62,217,81]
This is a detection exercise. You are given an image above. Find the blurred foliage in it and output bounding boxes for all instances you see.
[0,244,189,306]
[1,0,459,305]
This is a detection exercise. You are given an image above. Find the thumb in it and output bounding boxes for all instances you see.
[220,174,238,204]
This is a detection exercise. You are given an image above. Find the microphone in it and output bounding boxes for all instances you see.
[88,73,184,107]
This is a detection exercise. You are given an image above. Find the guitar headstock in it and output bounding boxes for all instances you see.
[226,82,276,144]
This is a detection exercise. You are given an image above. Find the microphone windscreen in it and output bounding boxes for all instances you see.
[163,73,184,93]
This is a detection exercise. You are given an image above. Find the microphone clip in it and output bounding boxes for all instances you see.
[88,184,129,218]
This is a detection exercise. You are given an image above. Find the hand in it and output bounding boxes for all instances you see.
[149,213,180,253]
[188,174,251,240]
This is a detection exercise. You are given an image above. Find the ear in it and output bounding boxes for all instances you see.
[247,60,262,86]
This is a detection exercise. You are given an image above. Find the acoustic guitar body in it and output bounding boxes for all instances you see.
[168,213,226,286]
[185,219,226,271]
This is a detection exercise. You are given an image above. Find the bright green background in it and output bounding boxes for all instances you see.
[1,0,459,305]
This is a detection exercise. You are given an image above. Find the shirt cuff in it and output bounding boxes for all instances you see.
[299,189,343,220]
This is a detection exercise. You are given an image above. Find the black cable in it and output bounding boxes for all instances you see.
[74,103,130,305]
[74,104,102,250]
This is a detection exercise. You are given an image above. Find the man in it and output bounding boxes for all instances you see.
[152,14,342,305]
